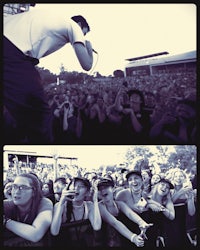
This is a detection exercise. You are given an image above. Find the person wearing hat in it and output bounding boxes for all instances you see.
[97,177,153,247]
[140,177,175,247]
[147,178,175,219]
[50,176,101,247]
[116,170,148,214]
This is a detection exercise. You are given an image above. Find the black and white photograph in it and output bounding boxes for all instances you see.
[3,145,197,247]
[3,3,196,145]
[2,2,198,249]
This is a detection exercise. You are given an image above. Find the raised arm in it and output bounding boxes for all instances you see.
[88,181,102,230]
[99,202,144,247]
[118,201,153,228]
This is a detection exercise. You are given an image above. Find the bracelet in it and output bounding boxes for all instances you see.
[131,234,137,243]
[4,217,11,227]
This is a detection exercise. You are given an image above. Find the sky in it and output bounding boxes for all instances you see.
[30,3,196,76]
[3,145,180,172]
[3,145,131,170]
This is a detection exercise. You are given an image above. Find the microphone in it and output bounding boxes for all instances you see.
[92,49,98,54]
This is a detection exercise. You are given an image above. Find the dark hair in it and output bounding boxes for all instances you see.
[128,89,145,109]
[71,15,90,32]
[43,179,54,195]
[54,177,67,185]
[15,173,43,224]
[126,170,142,180]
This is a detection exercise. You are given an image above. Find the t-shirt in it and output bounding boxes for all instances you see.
[3,9,86,59]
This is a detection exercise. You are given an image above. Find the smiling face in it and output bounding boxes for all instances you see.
[127,174,143,192]
[151,174,161,185]
[157,181,170,196]
[11,176,34,206]
[173,170,186,186]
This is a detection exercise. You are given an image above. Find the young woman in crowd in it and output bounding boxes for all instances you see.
[146,178,175,246]
[3,173,53,247]
[141,169,152,198]
[164,168,196,247]
[42,179,55,204]
[53,177,67,203]
[97,177,153,247]
[50,176,101,247]
[150,173,161,187]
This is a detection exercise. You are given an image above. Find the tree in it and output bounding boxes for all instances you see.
[36,66,57,86]
[113,69,124,78]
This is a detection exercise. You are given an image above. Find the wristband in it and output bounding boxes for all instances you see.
[4,217,11,227]
[131,234,137,243]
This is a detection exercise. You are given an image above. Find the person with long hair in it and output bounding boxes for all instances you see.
[146,178,175,247]
[42,179,55,204]
[50,176,101,247]
[3,173,53,247]
[97,177,153,247]
[164,168,196,247]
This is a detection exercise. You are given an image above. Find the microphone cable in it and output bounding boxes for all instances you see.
[88,50,99,76]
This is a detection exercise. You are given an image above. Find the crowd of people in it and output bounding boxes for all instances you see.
[4,69,196,144]
[3,164,197,247]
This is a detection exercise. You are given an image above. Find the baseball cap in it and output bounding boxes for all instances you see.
[74,177,91,189]
[158,178,174,189]
[97,177,114,189]
[126,170,142,180]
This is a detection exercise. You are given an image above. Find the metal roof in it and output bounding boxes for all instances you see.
[125,50,196,68]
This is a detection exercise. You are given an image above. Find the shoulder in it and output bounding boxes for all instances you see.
[115,188,130,200]
[38,197,53,212]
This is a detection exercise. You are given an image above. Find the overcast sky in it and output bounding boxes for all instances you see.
[3,145,131,170]
[31,3,196,76]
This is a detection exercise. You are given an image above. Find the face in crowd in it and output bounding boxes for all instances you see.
[72,179,89,201]
[127,174,143,192]
[53,180,66,201]
[98,185,113,202]
[11,176,34,206]
[151,174,161,186]
[173,170,186,186]
[156,181,171,197]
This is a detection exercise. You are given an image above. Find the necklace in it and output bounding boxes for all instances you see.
[130,189,142,203]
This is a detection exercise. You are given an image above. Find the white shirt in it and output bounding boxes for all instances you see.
[3,9,86,59]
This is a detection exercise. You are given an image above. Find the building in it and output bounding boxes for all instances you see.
[125,50,196,76]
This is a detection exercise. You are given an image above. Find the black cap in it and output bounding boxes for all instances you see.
[97,178,114,189]
[126,170,142,180]
[158,178,174,189]
[74,177,91,189]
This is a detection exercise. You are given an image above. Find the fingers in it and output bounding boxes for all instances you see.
[137,236,145,247]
